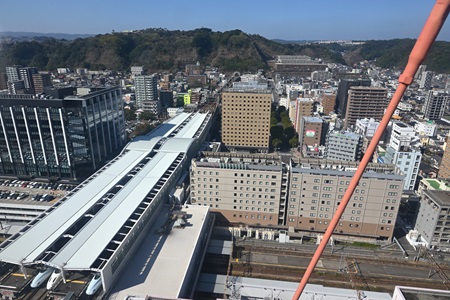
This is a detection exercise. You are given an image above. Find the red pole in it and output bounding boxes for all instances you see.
[292,1,450,299]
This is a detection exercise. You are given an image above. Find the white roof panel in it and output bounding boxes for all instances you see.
[159,138,194,153]
[59,152,181,269]
[125,136,162,151]
[0,150,146,265]
[174,113,207,139]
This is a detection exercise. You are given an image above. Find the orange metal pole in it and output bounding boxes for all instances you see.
[292,1,450,299]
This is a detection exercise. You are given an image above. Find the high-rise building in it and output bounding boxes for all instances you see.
[422,90,449,120]
[221,85,272,152]
[335,78,371,117]
[190,154,403,240]
[134,75,159,115]
[382,147,421,191]
[32,73,52,94]
[130,66,145,76]
[159,90,174,108]
[325,131,363,161]
[318,92,336,115]
[415,64,427,80]
[0,87,126,181]
[343,86,388,128]
[18,67,38,94]
[294,98,314,133]
[5,66,21,83]
[419,71,433,90]
[378,122,421,190]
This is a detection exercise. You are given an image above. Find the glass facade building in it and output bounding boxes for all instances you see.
[0,87,126,181]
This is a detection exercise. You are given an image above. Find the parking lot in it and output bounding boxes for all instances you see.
[0,179,76,203]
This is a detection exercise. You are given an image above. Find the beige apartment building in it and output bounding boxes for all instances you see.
[221,89,272,152]
[190,153,404,241]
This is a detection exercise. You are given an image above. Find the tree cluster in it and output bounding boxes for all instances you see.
[270,105,298,151]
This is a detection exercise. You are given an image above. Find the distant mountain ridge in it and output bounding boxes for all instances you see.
[0,31,95,40]
[0,28,449,73]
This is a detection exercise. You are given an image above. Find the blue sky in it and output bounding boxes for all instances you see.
[2,0,450,41]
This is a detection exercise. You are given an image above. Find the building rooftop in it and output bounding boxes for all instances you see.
[422,178,450,191]
[395,122,409,128]
[107,205,211,299]
[394,286,450,300]
[197,274,391,300]
[291,158,403,180]
[223,87,272,94]
[349,86,387,91]
[194,152,283,171]
[425,190,450,207]
[328,130,361,139]
[303,116,323,123]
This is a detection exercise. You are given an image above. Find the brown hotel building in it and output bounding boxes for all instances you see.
[344,86,388,129]
[190,153,404,240]
[221,88,272,152]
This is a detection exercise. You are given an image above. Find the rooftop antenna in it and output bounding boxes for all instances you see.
[292,1,450,299]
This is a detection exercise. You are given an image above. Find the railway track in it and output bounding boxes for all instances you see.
[237,243,450,271]
[18,287,49,300]
[227,242,450,292]
[230,260,450,292]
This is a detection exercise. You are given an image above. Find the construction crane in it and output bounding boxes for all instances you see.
[292,1,450,299]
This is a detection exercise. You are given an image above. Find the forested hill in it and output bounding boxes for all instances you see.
[345,39,450,73]
[1,28,450,73]
[0,28,345,72]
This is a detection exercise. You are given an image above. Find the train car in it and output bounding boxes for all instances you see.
[30,268,53,288]
[86,274,102,295]
[46,269,62,290]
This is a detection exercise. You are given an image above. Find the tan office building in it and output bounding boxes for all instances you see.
[344,87,388,128]
[294,98,314,133]
[190,153,403,241]
[221,89,272,152]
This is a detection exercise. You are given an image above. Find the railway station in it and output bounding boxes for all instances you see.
[0,112,213,299]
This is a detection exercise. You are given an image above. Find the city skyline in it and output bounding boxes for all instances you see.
[2,0,450,41]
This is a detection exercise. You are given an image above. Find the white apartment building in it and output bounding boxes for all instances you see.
[383,148,421,191]
[355,118,380,138]
[389,122,417,151]
[414,121,437,137]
